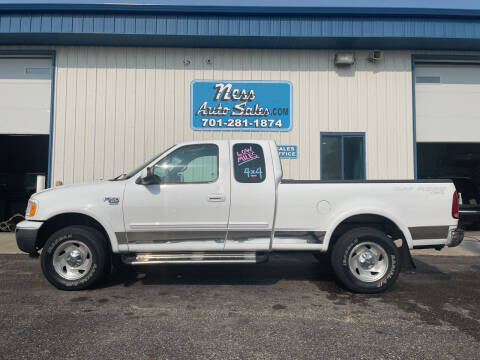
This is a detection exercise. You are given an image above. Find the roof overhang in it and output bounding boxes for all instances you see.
[3,1,480,18]
[2,4,480,50]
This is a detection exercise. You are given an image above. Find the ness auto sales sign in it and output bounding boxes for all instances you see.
[191,80,292,131]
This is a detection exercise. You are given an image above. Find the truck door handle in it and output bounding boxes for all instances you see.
[208,194,225,202]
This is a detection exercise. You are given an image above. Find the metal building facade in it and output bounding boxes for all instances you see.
[2,2,480,187]
[47,46,414,184]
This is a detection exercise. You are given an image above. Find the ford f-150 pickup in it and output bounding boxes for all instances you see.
[16,140,464,293]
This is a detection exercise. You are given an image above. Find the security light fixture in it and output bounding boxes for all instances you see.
[334,53,355,66]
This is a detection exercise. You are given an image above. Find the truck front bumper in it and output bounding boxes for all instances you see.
[15,220,43,254]
[446,228,464,247]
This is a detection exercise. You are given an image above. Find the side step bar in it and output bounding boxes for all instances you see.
[121,252,268,265]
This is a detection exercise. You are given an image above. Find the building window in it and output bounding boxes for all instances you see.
[321,133,365,180]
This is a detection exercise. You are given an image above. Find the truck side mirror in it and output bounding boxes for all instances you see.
[135,166,160,185]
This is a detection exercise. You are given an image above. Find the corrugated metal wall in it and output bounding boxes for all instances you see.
[50,46,414,184]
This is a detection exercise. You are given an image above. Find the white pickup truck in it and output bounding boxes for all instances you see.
[16,140,463,293]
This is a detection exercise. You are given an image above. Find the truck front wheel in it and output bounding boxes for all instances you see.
[41,225,108,290]
[331,227,400,293]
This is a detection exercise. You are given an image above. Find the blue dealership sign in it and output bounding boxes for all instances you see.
[191,80,292,131]
[277,145,297,159]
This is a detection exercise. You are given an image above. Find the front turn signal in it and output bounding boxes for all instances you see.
[26,200,38,217]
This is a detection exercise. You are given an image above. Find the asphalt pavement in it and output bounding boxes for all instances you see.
[1,249,480,359]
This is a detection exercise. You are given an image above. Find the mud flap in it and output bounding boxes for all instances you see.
[400,237,416,271]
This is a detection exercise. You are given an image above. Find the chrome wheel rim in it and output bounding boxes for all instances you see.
[52,240,93,280]
[348,241,389,283]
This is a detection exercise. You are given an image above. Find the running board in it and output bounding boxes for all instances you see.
[121,252,268,265]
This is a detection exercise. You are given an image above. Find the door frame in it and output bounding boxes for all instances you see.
[0,50,56,188]
[411,54,480,179]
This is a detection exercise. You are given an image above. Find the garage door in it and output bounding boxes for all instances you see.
[0,57,52,134]
[415,63,480,142]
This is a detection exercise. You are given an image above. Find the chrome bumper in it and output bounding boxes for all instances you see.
[446,228,464,247]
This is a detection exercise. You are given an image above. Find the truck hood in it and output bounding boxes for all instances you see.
[32,180,110,199]
[28,179,127,222]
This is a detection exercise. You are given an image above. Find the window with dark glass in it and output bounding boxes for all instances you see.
[153,144,218,183]
[321,133,365,180]
[233,143,266,183]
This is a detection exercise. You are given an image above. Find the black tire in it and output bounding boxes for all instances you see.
[331,227,400,294]
[41,225,108,291]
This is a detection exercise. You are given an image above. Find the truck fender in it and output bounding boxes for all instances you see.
[324,208,414,250]
[40,208,121,253]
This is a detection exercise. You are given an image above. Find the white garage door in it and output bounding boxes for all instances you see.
[0,57,52,135]
[415,63,480,142]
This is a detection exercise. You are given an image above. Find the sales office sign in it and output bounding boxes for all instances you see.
[191,80,292,131]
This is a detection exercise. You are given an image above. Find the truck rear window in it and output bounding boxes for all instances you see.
[233,143,266,183]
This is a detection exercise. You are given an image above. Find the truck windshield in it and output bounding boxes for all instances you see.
[111,146,174,181]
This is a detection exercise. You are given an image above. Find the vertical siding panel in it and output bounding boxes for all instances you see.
[307,50,318,179]
[357,52,368,138]
[298,50,308,179]
[317,50,330,179]
[84,46,97,182]
[124,47,136,172]
[52,47,67,185]
[404,54,414,178]
[327,51,337,132]
[388,52,399,178]
[164,48,176,147]
[358,53,368,178]
[173,48,185,144]
[400,52,410,178]
[94,47,107,180]
[279,49,291,177]
[73,47,87,183]
[144,47,156,158]
[114,47,127,176]
[183,48,195,142]
[365,54,378,179]
[377,54,388,178]
[134,47,146,168]
[63,46,78,184]
[154,47,166,152]
[103,48,116,179]
[172,48,185,143]
[290,50,301,178]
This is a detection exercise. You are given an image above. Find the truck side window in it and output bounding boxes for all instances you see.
[153,144,218,183]
[233,143,266,183]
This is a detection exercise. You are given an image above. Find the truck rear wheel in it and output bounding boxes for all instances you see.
[331,227,400,293]
[41,225,108,290]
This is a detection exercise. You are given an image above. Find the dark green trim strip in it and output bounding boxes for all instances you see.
[117,231,226,244]
[409,226,449,240]
[274,231,326,244]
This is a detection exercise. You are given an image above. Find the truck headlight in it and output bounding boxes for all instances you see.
[26,199,38,218]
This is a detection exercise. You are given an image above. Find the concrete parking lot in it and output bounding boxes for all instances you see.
[1,233,480,359]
